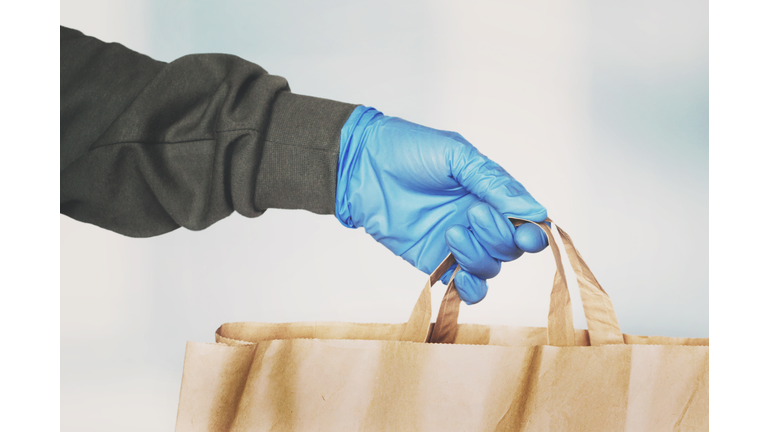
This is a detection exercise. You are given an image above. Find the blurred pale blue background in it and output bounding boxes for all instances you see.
[61,1,708,431]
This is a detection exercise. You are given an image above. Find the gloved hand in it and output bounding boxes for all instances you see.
[336,106,549,304]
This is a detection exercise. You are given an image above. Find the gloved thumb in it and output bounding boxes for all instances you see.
[450,139,547,223]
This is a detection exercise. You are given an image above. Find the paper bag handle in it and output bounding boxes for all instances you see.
[403,219,624,346]
[398,250,458,342]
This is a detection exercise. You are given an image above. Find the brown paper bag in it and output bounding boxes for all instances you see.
[174,221,708,431]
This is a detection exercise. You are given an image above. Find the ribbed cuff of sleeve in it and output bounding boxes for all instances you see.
[254,92,358,215]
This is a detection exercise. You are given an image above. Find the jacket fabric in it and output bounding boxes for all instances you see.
[60,26,357,237]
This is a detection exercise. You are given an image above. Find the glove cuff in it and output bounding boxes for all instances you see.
[335,106,383,228]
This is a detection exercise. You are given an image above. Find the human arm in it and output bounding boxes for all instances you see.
[60,26,356,237]
[60,26,548,303]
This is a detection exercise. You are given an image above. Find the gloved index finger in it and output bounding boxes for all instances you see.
[466,202,523,262]
[506,217,552,254]
[513,222,550,253]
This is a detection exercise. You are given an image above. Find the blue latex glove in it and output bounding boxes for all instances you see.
[336,106,549,304]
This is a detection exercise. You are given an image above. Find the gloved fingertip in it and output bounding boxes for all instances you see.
[454,271,488,305]
[514,223,549,253]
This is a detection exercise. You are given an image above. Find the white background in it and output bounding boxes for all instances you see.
[59,1,709,431]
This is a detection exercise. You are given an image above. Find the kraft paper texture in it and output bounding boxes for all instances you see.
[174,221,708,431]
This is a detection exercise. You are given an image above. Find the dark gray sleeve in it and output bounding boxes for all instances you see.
[60,26,358,237]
